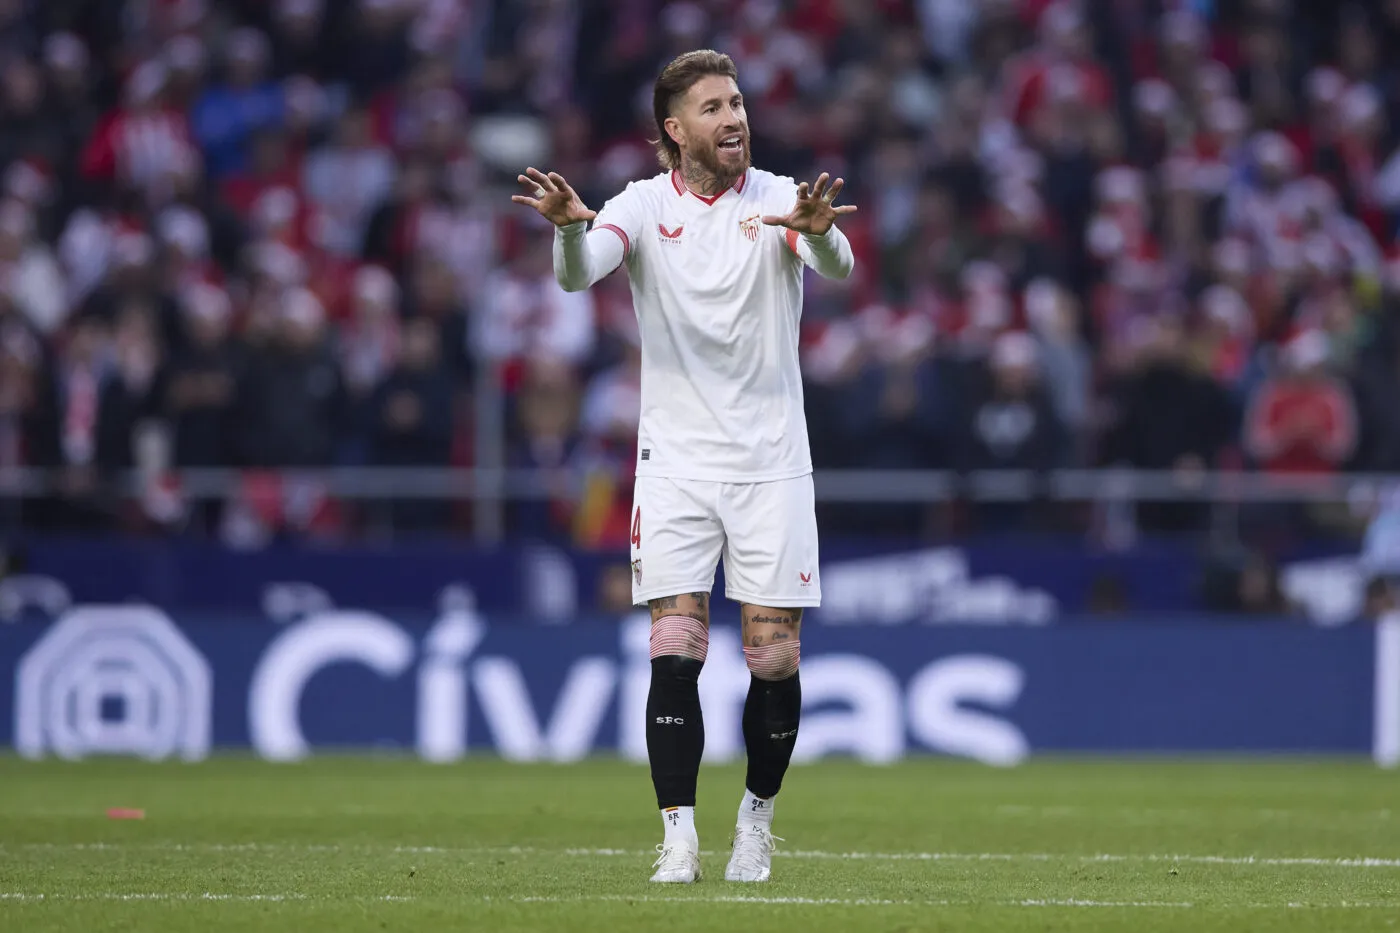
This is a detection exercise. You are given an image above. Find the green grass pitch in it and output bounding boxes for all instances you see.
[0,755,1396,932]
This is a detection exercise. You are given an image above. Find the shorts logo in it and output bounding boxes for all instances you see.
[632,559,643,585]
[658,224,684,244]
[799,572,812,586]
[15,606,213,761]
[640,448,650,461]
[740,215,761,242]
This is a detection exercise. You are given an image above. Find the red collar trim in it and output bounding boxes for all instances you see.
[671,168,748,205]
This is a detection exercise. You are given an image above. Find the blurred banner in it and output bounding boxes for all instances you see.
[4,536,1364,624]
[0,605,1384,766]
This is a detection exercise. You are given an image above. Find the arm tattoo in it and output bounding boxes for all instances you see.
[653,596,678,610]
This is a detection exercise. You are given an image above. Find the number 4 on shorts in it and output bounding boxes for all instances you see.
[631,506,642,549]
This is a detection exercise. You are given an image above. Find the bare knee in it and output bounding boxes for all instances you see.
[650,592,709,625]
[649,592,711,663]
[741,604,801,680]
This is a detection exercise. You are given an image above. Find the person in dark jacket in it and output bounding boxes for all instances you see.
[234,287,344,467]
[367,315,454,531]
[954,330,1064,531]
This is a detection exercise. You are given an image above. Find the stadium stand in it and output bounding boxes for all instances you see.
[0,0,1398,545]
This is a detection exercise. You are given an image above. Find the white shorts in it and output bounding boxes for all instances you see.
[628,474,821,608]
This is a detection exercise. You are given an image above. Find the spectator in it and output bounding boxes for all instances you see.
[508,358,583,541]
[339,264,400,405]
[366,315,453,530]
[0,300,47,475]
[954,331,1062,473]
[40,34,98,186]
[0,200,65,335]
[1244,330,1359,475]
[340,0,414,101]
[233,287,344,467]
[269,0,336,81]
[368,316,452,467]
[0,56,65,183]
[302,105,396,258]
[477,238,596,385]
[192,28,285,180]
[80,61,195,206]
[162,283,239,467]
[1101,314,1236,532]
[953,330,1063,531]
[1024,278,1090,458]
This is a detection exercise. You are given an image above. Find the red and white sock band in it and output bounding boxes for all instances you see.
[743,641,800,681]
[650,615,710,662]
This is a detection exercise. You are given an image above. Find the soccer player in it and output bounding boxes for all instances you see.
[511,49,855,884]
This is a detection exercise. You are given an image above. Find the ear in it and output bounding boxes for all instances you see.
[664,115,684,149]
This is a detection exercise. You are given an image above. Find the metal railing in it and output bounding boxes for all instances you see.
[2,466,1397,542]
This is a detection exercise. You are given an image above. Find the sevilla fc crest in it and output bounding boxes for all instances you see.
[740,215,760,242]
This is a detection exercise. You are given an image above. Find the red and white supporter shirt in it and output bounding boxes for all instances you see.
[553,167,854,483]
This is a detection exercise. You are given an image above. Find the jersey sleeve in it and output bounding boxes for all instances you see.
[591,183,644,261]
[771,176,855,280]
[552,183,644,292]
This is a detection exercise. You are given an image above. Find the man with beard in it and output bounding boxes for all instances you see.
[512,49,856,885]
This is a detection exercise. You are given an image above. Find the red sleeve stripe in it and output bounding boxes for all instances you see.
[599,223,630,258]
[785,228,800,255]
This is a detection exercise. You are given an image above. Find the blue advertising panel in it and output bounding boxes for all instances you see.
[0,606,1379,764]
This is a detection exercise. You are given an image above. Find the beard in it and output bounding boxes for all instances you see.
[689,133,751,188]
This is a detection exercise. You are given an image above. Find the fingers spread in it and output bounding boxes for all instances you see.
[825,178,845,203]
[810,172,829,200]
[510,195,540,207]
[834,204,858,214]
[524,167,555,191]
[760,214,788,226]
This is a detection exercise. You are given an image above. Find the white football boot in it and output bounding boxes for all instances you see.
[724,824,782,882]
[650,836,702,883]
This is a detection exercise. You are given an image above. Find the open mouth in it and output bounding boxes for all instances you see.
[718,135,743,154]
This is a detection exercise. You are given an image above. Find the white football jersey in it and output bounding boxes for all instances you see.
[566,167,853,483]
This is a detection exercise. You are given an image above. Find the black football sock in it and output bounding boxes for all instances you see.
[742,671,801,799]
[646,656,705,809]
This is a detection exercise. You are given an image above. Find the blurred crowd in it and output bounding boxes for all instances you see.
[1,0,1399,546]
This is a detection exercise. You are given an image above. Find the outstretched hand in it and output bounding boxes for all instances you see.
[511,167,596,227]
[762,172,857,237]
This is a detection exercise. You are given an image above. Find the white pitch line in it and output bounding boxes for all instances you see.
[9,842,1400,869]
[0,892,308,902]
[994,805,1393,822]
[2,891,1396,910]
[780,850,1400,869]
[501,894,1399,910]
[571,848,1400,869]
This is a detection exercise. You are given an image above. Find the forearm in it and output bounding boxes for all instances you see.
[553,222,624,292]
[800,225,854,279]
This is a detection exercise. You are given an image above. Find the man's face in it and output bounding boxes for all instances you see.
[667,74,750,180]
